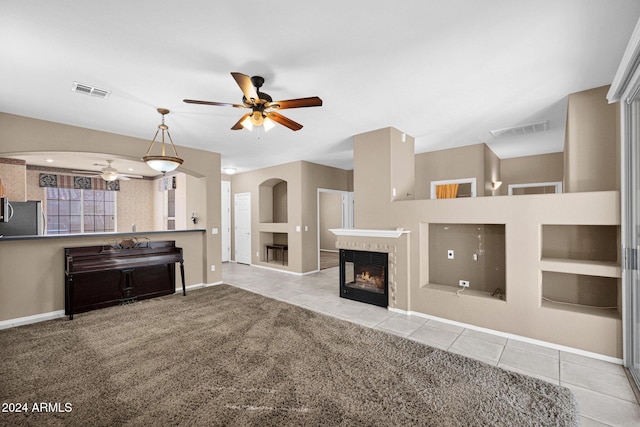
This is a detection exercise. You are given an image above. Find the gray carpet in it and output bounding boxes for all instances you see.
[0,285,578,426]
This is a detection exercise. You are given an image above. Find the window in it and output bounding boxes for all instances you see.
[46,187,116,234]
[507,181,562,195]
[430,178,477,199]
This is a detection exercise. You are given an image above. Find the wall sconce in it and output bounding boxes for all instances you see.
[491,181,503,190]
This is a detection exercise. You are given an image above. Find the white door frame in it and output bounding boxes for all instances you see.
[234,192,251,265]
[221,181,231,262]
[316,188,353,270]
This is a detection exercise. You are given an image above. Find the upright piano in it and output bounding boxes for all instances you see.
[65,240,185,319]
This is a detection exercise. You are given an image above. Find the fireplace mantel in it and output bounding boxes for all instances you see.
[330,228,410,239]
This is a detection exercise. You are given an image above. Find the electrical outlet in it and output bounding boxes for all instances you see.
[459,280,470,287]
[447,249,454,259]
[256,251,259,257]
[211,265,216,272]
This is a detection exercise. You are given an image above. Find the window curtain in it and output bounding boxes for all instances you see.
[436,184,459,199]
[38,173,120,191]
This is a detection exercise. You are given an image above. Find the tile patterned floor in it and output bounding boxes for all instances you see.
[222,262,640,426]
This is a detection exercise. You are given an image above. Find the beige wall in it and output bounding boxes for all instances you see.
[565,85,620,192]
[499,152,564,195]
[484,145,500,196]
[414,144,487,200]
[0,158,26,201]
[353,125,621,358]
[230,160,350,273]
[0,231,206,322]
[0,113,221,285]
[319,191,342,250]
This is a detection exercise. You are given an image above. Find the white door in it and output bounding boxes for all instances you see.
[221,181,231,262]
[234,192,251,264]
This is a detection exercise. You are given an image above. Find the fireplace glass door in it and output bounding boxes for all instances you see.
[340,249,388,307]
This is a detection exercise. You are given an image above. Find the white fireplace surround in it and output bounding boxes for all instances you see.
[329,228,410,238]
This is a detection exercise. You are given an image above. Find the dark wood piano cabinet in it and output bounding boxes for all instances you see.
[65,240,185,319]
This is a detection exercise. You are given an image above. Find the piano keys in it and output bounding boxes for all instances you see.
[65,240,185,319]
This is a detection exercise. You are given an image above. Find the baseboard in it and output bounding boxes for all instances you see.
[0,310,66,330]
[250,263,317,276]
[1,284,225,330]
[387,307,623,365]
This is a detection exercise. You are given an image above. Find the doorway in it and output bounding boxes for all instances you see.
[317,189,353,270]
[234,192,251,265]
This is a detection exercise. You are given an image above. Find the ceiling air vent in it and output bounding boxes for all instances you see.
[71,82,110,99]
[490,120,549,138]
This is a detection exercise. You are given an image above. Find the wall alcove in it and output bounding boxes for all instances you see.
[259,178,288,223]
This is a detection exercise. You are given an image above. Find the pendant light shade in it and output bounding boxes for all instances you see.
[143,108,184,173]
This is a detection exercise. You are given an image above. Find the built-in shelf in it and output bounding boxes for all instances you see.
[423,283,506,302]
[541,300,620,320]
[540,258,621,278]
[330,228,410,238]
[540,224,620,318]
[258,222,289,233]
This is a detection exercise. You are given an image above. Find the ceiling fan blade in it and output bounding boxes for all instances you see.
[266,111,303,131]
[267,96,323,110]
[231,113,251,130]
[231,72,259,103]
[183,99,246,108]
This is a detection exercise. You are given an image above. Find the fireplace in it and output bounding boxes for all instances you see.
[339,249,388,307]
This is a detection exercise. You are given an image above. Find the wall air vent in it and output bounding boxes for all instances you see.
[490,120,549,138]
[71,82,110,99]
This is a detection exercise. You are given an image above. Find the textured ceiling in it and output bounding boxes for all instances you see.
[1,0,639,174]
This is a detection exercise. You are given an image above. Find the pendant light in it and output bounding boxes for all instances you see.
[142,108,183,173]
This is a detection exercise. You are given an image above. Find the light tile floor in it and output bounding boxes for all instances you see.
[222,262,640,426]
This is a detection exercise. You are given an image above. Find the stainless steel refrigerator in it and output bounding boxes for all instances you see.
[0,201,43,237]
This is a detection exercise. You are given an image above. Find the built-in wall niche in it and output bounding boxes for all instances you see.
[540,224,621,318]
[260,232,288,265]
[541,225,618,262]
[428,223,506,299]
[541,272,620,318]
[259,178,288,223]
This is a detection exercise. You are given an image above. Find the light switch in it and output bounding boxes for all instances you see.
[296,225,301,232]
[212,228,218,234]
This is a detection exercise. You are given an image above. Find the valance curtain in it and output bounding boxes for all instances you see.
[38,173,120,191]
[436,184,459,199]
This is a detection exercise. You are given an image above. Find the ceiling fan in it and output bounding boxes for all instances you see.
[72,160,143,181]
[184,72,323,131]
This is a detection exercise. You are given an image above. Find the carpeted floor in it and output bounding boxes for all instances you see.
[0,285,578,426]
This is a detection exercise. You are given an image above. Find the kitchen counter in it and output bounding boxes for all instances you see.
[0,229,206,242]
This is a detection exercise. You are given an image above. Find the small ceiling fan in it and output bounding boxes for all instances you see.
[184,72,322,131]
[72,160,143,181]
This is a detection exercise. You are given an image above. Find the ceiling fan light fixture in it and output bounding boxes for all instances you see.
[143,108,184,173]
[263,117,275,132]
[101,171,119,182]
[241,115,253,131]
[249,111,264,126]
